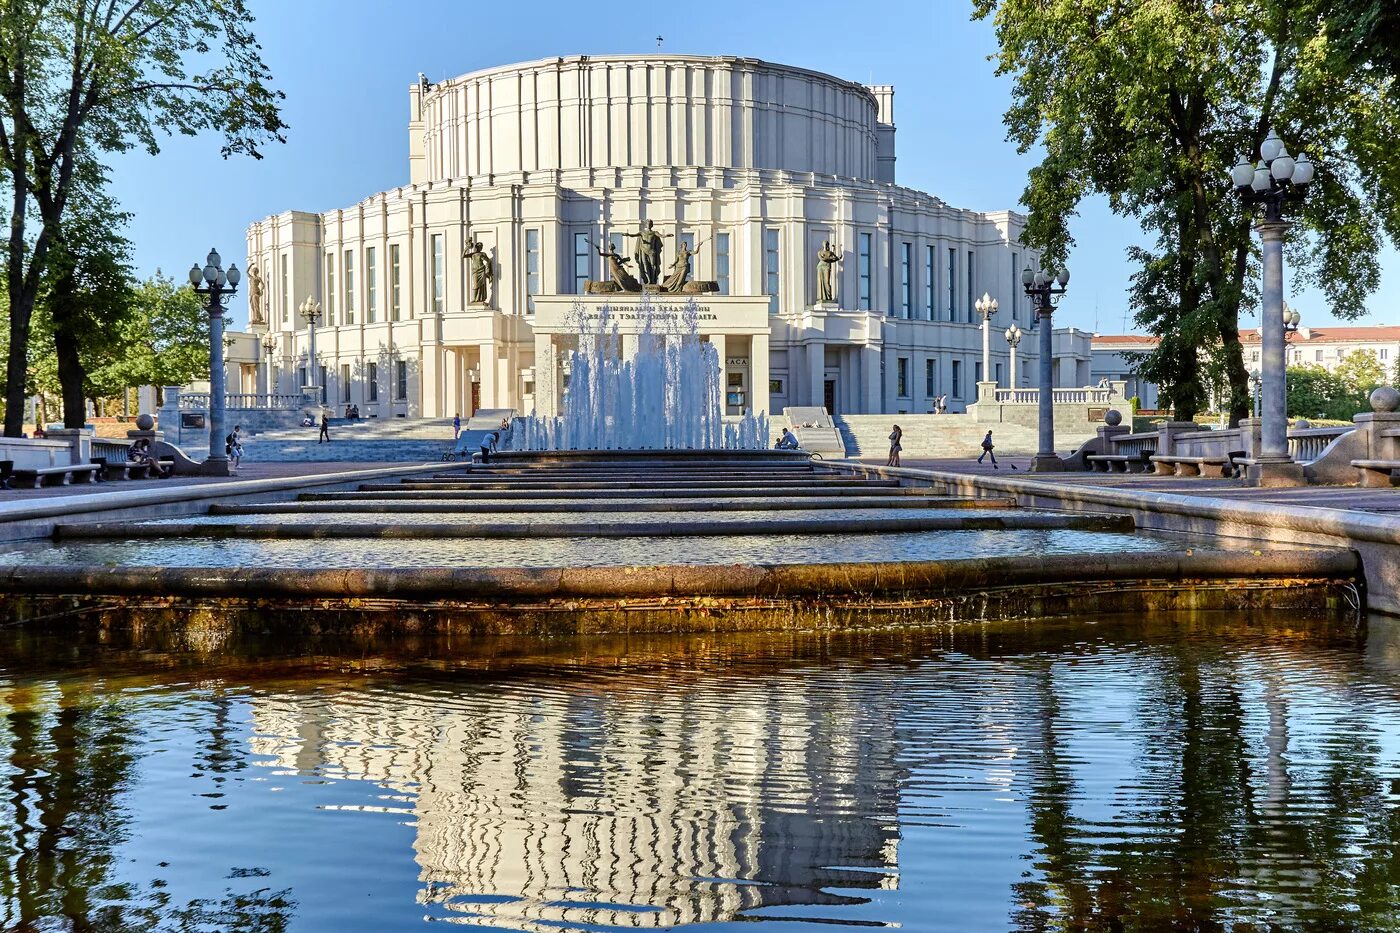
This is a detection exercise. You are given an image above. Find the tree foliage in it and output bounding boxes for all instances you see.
[1286,349,1386,419]
[103,272,210,390]
[0,0,284,435]
[973,0,1400,423]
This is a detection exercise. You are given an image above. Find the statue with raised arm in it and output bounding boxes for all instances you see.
[247,265,266,325]
[816,240,842,303]
[592,239,641,292]
[662,238,706,292]
[622,220,673,286]
[464,241,492,304]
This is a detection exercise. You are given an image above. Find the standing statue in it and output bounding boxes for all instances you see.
[622,220,673,286]
[592,239,641,292]
[662,238,706,292]
[816,240,842,303]
[464,241,492,304]
[247,265,266,325]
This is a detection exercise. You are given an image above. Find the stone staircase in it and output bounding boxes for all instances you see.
[833,414,1042,458]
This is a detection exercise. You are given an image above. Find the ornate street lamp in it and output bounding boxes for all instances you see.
[261,333,278,397]
[975,292,999,387]
[188,248,239,475]
[1004,323,1023,390]
[1021,265,1070,471]
[299,296,323,404]
[1230,128,1314,486]
[1250,368,1263,419]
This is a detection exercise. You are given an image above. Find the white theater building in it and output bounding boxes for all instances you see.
[246,55,1043,419]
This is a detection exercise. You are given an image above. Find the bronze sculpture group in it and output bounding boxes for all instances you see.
[587,220,716,295]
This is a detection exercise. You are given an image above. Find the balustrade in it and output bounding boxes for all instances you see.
[178,392,302,411]
[1288,426,1352,462]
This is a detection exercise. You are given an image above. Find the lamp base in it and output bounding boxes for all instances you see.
[198,457,235,477]
[1241,458,1305,488]
[1029,453,1067,473]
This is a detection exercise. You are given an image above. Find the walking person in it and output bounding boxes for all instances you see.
[225,424,244,472]
[978,430,999,468]
[318,411,330,444]
[453,412,461,439]
[887,424,903,468]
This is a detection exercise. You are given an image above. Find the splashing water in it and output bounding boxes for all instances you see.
[514,297,769,450]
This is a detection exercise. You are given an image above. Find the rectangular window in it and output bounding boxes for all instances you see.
[573,231,590,295]
[716,232,730,295]
[343,249,355,324]
[1315,349,1323,361]
[609,231,625,259]
[975,361,983,384]
[368,361,378,401]
[1010,252,1019,321]
[396,360,408,400]
[366,247,377,323]
[1382,348,1390,360]
[279,253,288,330]
[763,228,780,303]
[770,378,784,395]
[897,357,909,397]
[298,366,306,388]
[952,359,963,398]
[318,365,328,404]
[967,251,976,323]
[525,229,540,314]
[900,242,912,318]
[389,244,402,321]
[924,245,934,320]
[341,363,352,402]
[431,234,445,315]
[925,358,936,396]
[325,252,336,326]
[858,232,872,310]
[995,362,1003,385]
[947,247,956,321]
[1251,350,1259,362]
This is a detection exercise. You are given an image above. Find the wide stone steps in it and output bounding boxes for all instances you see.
[833,414,1042,458]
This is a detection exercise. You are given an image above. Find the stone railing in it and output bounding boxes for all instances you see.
[178,392,302,411]
[91,438,134,462]
[989,384,1123,406]
[1113,432,1158,459]
[1288,426,1353,462]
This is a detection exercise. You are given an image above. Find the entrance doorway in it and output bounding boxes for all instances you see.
[824,379,837,414]
[470,382,481,416]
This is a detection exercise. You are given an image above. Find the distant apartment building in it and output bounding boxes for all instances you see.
[1091,325,1400,411]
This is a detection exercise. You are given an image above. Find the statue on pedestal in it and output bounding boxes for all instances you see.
[662,238,706,292]
[816,240,842,303]
[622,220,673,286]
[464,241,492,304]
[247,265,266,325]
[591,239,640,292]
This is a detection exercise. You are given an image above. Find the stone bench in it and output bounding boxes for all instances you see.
[9,462,103,488]
[1086,454,1151,473]
[1351,459,1400,487]
[1149,455,1234,478]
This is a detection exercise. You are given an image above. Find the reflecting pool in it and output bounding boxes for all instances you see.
[2,613,1397,931]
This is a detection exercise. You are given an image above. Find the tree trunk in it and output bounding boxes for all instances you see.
[53,323,88,429]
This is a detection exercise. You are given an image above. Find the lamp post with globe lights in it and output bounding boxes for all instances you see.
[1229,129,1314,486]
[261,333,278,397]
[975,292,999,386]
[188,249,239,475]
[1022,266,1070,471]
[1004,323,1023,390]
[299,296,323,404]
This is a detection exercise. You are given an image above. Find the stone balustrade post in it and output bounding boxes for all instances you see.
[44,427,91,466]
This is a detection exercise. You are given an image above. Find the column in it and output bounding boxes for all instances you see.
[807,342,826,407]
[498,345,515,410]
[749,333,770,416]
[479,342,498,410]
[203,301,229,474]
[861,345,883,413]
[1030,307,1064,471]
[420,346,440,418]
[444,348,460,417]
[534,332,557,417]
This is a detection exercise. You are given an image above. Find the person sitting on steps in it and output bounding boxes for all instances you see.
[775,427,800,450]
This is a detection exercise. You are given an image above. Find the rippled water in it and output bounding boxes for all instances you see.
[142,507,1024,526]
[1,614,1397,931]
[0,529,1181,568]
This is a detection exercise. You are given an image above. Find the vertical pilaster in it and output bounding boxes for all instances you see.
[534,333,557,416]
[750,333,770,416]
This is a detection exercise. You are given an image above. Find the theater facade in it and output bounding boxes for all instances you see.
[246,54,1041,419]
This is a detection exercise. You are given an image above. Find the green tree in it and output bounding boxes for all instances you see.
[1319,1,1400,82]
[0,0,285,436]
[100,272,211,392]
[974,0,1400,424]
[1286,350,1384,419]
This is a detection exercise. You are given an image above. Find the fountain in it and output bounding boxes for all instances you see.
[514,297,768,451]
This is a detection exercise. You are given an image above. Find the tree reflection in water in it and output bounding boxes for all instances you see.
[0,683,296,932]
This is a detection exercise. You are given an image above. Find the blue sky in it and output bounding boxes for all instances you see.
[107,0,1398,333]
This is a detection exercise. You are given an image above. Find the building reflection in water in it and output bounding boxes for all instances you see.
[248,668,906,928]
